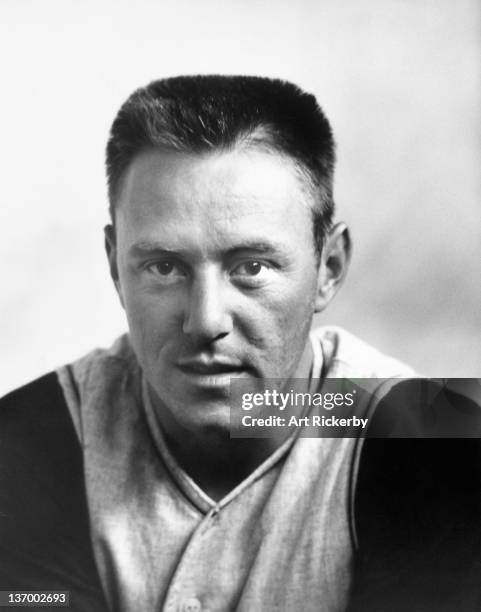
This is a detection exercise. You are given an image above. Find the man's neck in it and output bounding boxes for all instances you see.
[162,431,285,502]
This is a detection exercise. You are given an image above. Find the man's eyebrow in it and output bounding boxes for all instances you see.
[128,242,184,257]
[226,240,287,255]
[128,240,289,258]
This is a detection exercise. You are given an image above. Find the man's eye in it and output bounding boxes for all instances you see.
[154,261,175,275]
[234,261,264,276]
[146,260,186,279]
[231,261,275,285]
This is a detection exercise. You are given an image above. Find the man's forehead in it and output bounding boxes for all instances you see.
[116,146,313,217]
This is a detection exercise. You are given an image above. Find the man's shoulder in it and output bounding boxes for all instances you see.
[0,334,138,434]
[311,325,416,378]
[1,334,135,407]
[0,371,73,435]
[55,334,141,441]
[0,370,82,483]
[58,333,138,390]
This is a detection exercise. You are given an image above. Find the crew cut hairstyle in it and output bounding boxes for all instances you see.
[106,75,336,254]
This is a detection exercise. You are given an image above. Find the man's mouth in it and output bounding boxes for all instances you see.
[176,358,247,387]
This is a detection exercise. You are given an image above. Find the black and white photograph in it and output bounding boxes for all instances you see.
[0,1,480,610]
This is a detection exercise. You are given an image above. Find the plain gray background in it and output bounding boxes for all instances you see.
[1,0,480,395]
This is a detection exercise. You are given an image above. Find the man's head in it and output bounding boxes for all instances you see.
[104,75,350,437]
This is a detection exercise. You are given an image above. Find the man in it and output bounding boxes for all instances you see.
[1,76,479,612]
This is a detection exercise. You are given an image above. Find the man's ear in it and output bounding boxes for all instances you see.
[104,224,125,309]
[314,222,352,313]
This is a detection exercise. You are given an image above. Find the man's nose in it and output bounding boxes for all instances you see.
[182,270,233,341]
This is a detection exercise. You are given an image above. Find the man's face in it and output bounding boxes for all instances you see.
[110,147,322,434]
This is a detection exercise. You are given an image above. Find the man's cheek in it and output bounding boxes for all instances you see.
[249,298,311,358]
[271,289,315,330]
[271,292,315,353]
[124,299,170,360]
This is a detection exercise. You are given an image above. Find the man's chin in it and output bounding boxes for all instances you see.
[177,401,232,436]
[153,386,232,433]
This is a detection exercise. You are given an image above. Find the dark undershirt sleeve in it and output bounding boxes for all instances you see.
[348,380,481,612]
[0,373,109,612]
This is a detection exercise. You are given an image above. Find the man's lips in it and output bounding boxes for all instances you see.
[176,359,246,376]
[175,358,248,390]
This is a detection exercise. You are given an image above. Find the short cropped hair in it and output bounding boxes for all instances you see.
[106,75,336,254]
